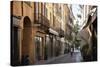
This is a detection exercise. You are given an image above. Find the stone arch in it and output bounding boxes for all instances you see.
[22,16,32,60]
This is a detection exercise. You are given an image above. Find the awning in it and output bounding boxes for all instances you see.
[49,28,59,36]
[61,38,65,43]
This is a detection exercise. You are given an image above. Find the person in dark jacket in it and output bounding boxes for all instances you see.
[21,55,30,65]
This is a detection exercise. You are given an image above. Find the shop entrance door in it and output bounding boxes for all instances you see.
[11,27,19,65]
[35,36,43,63]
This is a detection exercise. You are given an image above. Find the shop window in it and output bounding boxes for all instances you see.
[44,35,49,60]
[34,36,43,61]
[53,37,56,56]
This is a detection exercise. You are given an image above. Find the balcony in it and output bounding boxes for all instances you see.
[34,13,50,30]
[58,28,64,37]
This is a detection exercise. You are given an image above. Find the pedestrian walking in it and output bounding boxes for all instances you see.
[70,47,74,56]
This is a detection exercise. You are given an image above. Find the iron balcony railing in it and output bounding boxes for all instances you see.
[34,13,50,28]
[58,28,64,37]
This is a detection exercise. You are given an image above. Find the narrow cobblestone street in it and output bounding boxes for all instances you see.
[11,1,97,66]
[46,52,83,64]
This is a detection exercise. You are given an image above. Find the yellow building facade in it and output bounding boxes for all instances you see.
[11,1,71,66]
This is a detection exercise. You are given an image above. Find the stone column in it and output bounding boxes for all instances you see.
[18,28,22,64]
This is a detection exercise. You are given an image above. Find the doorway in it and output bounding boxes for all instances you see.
[22,16,32,63]
[11,27,19,65]
[34,36,43,62]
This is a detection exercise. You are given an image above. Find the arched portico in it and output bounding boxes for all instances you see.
[21,16,33,64]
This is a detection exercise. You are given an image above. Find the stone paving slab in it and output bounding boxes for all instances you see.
[35,52,83,65]
[46,52,83,64]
